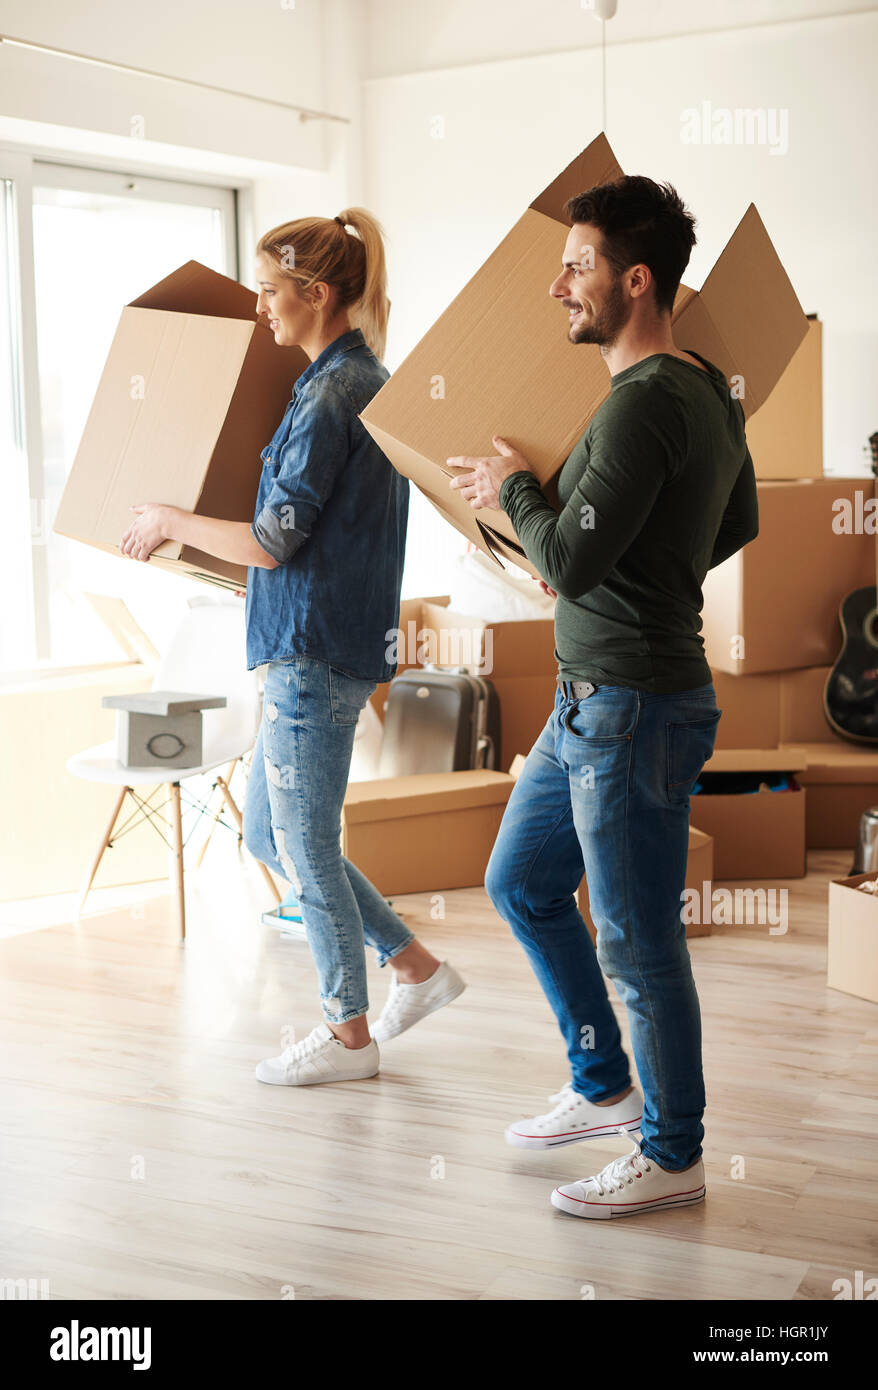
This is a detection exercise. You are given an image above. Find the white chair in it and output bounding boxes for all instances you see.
[67,599,280,939]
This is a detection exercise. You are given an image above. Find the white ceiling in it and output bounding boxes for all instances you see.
[363,0,878,79]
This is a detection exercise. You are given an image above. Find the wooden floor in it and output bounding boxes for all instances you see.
[1,839,876,1302]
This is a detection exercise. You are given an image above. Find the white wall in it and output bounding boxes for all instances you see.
[362,1,878,591]
[0,0,328,167]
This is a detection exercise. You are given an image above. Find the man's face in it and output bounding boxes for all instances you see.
[549,223,631,349]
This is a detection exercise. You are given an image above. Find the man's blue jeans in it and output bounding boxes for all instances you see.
[485,681,721,1172]
[242,657,414,1024]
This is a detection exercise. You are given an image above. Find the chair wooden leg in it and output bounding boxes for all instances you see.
[195,759,239,870]
[169,781,186,941]
[76,785,129,918]
[216,775,283,905]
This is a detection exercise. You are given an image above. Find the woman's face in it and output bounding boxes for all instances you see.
[255,251,318,348]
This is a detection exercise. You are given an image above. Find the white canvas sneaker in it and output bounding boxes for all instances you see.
[370,960,466,1042]
[255,1023,379,1086]
[551,1135,706,1219]
[505,1080,644,1149]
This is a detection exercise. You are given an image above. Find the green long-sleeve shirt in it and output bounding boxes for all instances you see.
[498,350,759,693]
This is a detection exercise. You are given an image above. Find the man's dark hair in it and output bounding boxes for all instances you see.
[563,176,697,315]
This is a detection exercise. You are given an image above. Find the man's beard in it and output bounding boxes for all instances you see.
[570,277,630,349]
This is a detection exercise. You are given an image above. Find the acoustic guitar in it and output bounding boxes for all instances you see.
[824,433,878,744]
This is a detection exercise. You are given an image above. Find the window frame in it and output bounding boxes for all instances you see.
[0,150,238,663]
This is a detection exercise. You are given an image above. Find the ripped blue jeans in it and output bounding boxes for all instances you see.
[242,656,414,1023]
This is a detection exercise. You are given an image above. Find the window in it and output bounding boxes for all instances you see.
[0,156,237,672]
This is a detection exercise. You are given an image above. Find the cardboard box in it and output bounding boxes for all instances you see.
[359,131,807,572]
[711,668,782,748]
[789,741,878,850]
[577,825,715,942]
[779,665,835,743]
[53,261,308,590]
[702,478,875,675]
[745,316,823,479]
[373,596,557,766]
[709,662,878,846]
[688,747,808,878]
[827,873,878,1004]
[341,770,514,896]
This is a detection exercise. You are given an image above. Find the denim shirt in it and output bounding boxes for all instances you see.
[245,328,409,681]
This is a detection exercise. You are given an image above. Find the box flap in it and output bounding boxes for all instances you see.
[529,132,624,222]
[82,593,161,669]
[343,770,514,823]
[704,745,809,773]
[129,259,264,322]
[673,205,807,418]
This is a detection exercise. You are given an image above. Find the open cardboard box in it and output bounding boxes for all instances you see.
[827,873,878,1005]
[688,746,807,878]
[342,769,514,896]
[372,594,557,767]
[53,261,308,590]
[359,131,808,572]
[702,478,875,676]
[711,663,878,849]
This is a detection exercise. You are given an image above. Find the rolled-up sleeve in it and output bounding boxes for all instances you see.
[251,382,350,565]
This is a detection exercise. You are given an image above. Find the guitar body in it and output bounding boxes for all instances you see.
[824,586,878,744]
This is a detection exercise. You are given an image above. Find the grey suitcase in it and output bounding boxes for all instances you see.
[377,666,500,777]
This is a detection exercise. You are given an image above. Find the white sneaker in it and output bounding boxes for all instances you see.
[370,960,466,1042]
[551,1135,706,1219]
[255,1023,379,1086]
[505,1080,644,1149]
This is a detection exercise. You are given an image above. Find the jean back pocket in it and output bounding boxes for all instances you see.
[666,709,722,804]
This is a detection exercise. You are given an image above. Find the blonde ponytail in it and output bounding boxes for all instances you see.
[256,206,390,361]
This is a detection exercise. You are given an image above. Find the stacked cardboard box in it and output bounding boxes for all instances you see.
[699,471,878,871]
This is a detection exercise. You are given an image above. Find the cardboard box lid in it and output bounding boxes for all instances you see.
[343,770,514,824]
[360,132,807,569]
[703,746,808,773]
[102,691,228,716]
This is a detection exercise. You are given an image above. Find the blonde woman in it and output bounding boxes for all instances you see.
[120,209,465,1083]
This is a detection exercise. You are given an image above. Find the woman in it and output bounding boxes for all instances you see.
[120,208,465,1084]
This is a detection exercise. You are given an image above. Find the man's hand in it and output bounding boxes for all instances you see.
[120,503,174,562]
[447,435,535,510]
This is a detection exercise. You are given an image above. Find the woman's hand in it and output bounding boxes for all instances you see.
[447,434,535,510]
[537,580,557,599]
[120,504,174,562]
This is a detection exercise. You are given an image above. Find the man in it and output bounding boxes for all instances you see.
[448,175,758,1220]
